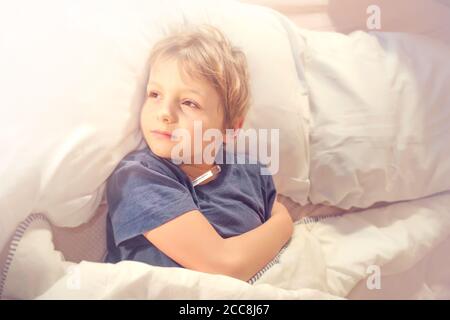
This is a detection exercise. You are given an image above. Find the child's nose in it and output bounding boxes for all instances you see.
[157,101,177,123]
[159,113,174,124]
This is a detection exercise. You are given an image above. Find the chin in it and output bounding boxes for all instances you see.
[147,140,174,160]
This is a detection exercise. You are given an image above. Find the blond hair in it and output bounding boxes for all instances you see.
[148,24,251,129]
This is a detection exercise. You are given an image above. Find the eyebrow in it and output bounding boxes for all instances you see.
[147,81,204,98]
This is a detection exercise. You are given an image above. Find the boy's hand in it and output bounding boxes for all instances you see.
[270,198,294,236]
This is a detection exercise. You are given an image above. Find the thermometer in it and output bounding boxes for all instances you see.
[191,165,221,187]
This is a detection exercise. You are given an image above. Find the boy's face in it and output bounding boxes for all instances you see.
[141,56,225,162]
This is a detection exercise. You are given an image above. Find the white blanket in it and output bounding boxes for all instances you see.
[2,190,449,299]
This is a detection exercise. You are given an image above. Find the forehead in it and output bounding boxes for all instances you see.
[148,56,210,91]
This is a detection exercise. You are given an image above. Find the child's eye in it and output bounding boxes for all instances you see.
[148,91,159,98]
[182,100,199,109]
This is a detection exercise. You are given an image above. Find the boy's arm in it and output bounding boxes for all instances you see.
[223,198,294,282]
[144,198,293,282]
[144,210,237,277]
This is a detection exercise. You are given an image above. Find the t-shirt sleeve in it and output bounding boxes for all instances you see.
[260,171,277,222]
[106,158,199,246]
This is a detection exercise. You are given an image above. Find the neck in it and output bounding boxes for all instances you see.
[180,144,224,183]
[179,162,216,181]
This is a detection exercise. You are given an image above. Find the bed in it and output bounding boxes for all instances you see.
[1,0,449,300]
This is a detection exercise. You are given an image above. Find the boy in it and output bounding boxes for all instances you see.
[105,24,293,282]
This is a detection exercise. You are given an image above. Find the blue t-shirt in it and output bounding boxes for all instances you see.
[104,144,277,268]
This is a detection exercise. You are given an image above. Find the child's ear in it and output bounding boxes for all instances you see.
[223,117,244,145]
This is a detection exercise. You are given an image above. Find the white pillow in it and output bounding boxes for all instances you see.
[0,0,310,251]
[0,1,155,250]
[301,29,450,209]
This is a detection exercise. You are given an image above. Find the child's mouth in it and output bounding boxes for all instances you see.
[151,130,173,140]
